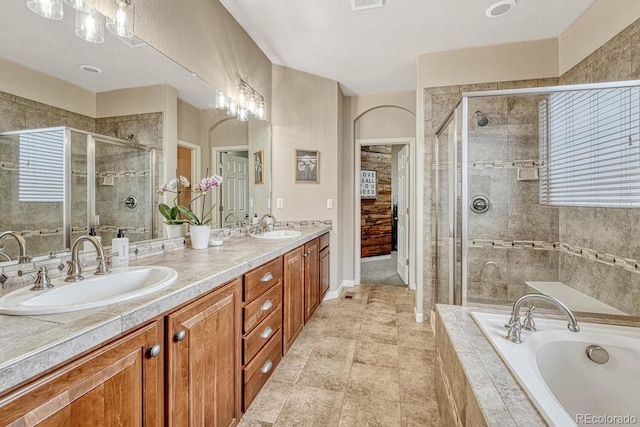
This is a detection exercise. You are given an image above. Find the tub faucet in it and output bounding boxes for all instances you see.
[505,293,580,343]
[0,231,31,263]
[65,235,110,282]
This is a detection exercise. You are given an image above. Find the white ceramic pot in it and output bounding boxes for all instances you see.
[189,224,211,249]
[165,223,186,239]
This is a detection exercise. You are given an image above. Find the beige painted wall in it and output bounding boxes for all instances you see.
[559,0,640,74]
[0,58,95,117]
[271,64,340,288]
[177,99,202,145]
[417,39,559,89]
[129,0,271,118]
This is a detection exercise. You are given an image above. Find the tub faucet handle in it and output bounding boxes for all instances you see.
[522,305,536,332]
[505,318,522,344]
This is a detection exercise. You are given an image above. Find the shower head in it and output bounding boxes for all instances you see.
[474,111,489,127]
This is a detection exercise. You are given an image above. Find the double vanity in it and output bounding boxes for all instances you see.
[0,226,330,426]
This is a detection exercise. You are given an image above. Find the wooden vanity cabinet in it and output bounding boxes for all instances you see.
[304,238,320,323]
[0,320,164,427]
[319,233,330,299]
[283,246,305,355]
[242,258,283,411]
[165,277,242,427]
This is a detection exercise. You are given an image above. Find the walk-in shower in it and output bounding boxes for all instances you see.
[434,80,640,316]
[0,127,156,260]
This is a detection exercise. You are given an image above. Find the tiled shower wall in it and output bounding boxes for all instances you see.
[427,17,640,315]
[0,90,163,258]
[557,17,640,315]
[0,91,95,258]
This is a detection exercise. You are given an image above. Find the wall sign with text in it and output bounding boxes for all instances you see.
[360,170,377,199]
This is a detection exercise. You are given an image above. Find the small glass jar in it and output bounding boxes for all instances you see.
[209,230,224,247]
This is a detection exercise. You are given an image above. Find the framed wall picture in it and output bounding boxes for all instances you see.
[360,170,377,199]
[295,149,319,183]
[254,150,263,184]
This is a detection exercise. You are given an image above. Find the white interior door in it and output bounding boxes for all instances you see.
[397,145,409,283]
[221,153,249,224]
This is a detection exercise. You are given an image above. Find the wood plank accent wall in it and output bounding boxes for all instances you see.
[360,145,392,257]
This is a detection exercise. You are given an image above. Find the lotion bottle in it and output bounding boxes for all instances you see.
[111,229,129,267]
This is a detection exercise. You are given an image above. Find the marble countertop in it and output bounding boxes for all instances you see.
[0,226,331,395]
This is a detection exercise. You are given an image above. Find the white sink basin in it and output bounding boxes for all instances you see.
[250,230,302,239]
[0,266,178,315]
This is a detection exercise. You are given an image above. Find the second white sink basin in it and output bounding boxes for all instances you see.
[0,266,178,315]
[250,230,302,239]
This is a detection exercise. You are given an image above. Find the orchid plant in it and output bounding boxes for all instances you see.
[176,175,223,226]
[157,175,190,225]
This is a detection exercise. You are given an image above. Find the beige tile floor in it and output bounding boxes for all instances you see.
[239,284,442,427]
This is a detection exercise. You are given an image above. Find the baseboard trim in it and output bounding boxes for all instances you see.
[342,280,355,287]
[323,280,353,301]
[414,306,424,323]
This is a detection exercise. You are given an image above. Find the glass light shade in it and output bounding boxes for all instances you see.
[106,0,134,38]
[255,100,266,121]
[63,0,95,12]
[227,98,238,117]
[237,106,248,122]
[237,85,248,107]
[247,93,258,115]
[75,9,104,43]
[215,90,227,110]
[27,0,63,20]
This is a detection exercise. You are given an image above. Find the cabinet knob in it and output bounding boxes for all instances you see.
[261,272,274,282]
[260,326,274,339]
[303,252,308,257]
[174,330,187,342]
[147,344,162,358]
[261,359,273,374]
[260,299,273,312]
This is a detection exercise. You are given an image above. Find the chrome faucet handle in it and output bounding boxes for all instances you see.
[30,267,54,291]
[66,260,83,282]
[505,317,522,343]
[94,256,111,275]
[522,305,536,331]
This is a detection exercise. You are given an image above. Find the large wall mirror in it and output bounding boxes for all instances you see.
[0,0,271,265]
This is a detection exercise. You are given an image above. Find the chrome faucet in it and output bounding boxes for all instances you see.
[65,235,110,282]
[505,293,580,343]
[224,213,240,228]
[260,214,277,232]
[0,231,31,263]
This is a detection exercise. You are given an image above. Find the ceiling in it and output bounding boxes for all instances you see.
[220,0,597,96]
[1,1,216,109]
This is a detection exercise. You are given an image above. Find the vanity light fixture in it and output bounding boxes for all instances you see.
[236,79,267,121]
[63,0,95,12]
[75,6,104,43]
[255,100,266,121]
[485,0,517,18]
[227,98,238,117]
[237,84,248,108]
[27,0,63,20]
[215,90,228,110]
[106,0,135,38]
[237,106,249,122]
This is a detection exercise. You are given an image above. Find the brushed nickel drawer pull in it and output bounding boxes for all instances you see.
[261,272,274,282]
[260,326,273,339]
[261,299,273,311]
[147,344,161,358]
[174,330,187,342]
[261,359,273,374]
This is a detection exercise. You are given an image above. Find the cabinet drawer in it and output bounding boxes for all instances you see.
[243,328,282,411]
[244,283,282,333]
[244,257,283,302]
[243,306,282,364]
[320,232,330,250]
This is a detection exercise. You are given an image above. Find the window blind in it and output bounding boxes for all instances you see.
[539,86,640,207]
[19,129,64,202]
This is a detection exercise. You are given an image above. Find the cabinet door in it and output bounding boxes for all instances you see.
[0,320,164,427]
[166,278,242,427]
[283,246,305,354]
[304,238,320,323]
[320,246,330,299]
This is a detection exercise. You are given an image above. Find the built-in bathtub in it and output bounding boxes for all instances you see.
[472,312,640,426]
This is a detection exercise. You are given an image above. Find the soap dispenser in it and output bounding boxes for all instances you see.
[84,227,101,254]
[111,229,129,267]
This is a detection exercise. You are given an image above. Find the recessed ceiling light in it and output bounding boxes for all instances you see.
[485,0,517,18]
[78,64,102,73]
